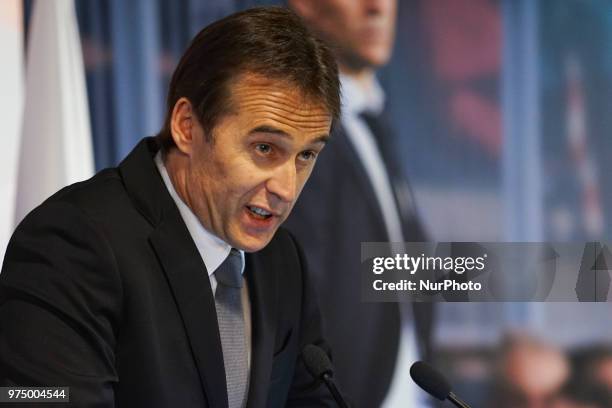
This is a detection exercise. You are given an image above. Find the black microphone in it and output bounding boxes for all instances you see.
[302,344,349,408]
[410,361,472,408]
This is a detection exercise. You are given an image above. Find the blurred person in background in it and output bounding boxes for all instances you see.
[555,344,612,408]
[570,344,612,393]
[491,334,570,408]
[285,0,433,407]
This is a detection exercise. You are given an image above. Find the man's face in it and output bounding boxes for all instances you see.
[502,345,569,408]
[183,74,331,252]
[292,0,397,70]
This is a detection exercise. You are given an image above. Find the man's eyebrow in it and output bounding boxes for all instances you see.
[250,125,289,136]
[250,125,329,144]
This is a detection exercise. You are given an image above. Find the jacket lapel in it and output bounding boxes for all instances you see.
[244,251,278,408]
[119,138,228,407]
[149,215,228,408]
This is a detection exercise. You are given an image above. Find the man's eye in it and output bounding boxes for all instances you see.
[255,143,272,154]
[299,150,317,161]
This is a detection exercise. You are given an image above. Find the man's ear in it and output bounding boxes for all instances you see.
[170,97,197,155]
[288,0,316,21]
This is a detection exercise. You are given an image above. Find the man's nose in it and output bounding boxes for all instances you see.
[266,161,297,204]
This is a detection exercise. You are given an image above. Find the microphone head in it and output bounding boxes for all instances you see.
[410,361,451,401]
[302,344,334,379]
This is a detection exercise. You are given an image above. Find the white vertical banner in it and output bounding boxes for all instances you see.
[14,0,93,225]
[0,0,23,260]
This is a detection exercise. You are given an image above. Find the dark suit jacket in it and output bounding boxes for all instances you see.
[0,138,332,407]
[285,123,434,408]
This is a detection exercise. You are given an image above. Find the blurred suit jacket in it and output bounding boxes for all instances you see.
[285,123,435,407]
[0,138,332,408]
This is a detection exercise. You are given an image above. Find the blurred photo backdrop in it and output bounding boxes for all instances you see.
[3,0,612,406]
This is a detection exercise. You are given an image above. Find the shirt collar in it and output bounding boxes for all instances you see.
[154,152,245,277]
[340,72,385,117]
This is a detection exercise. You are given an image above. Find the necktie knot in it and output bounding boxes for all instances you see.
[216,248,243,288]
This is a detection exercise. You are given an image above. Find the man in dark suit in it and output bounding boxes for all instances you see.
[0,7,341,407]
[286,1,434,406]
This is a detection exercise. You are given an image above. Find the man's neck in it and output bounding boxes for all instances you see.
[339,64,376,93]
[162,149,195,212]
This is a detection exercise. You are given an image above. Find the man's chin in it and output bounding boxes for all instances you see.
[230,232,275,253]
[232,210,285,251]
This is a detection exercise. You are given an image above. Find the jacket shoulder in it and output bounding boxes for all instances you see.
[16,166,143,233]
[46,167,126,211]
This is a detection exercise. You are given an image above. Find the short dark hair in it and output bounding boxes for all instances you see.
[157,6,340,149]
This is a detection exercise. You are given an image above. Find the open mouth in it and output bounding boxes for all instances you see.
[246,205,273,220]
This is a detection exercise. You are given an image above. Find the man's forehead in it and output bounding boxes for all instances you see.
[229,73,331,116]
[224,72,332,135]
